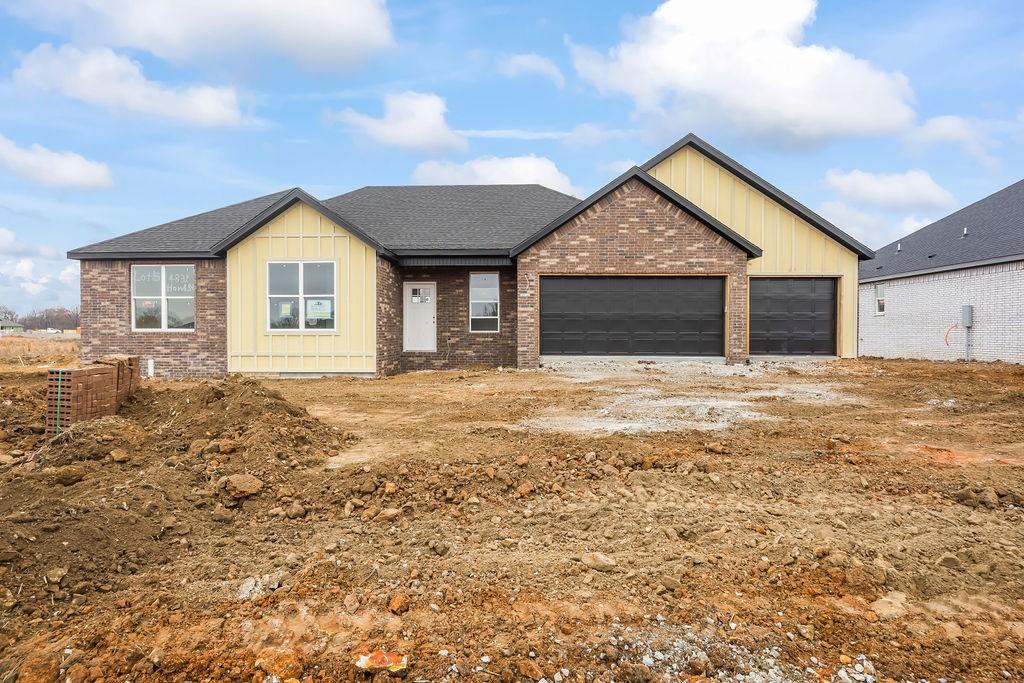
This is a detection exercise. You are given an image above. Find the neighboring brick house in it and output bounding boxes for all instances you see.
[859,179,1024,364]
[69,134,875,378]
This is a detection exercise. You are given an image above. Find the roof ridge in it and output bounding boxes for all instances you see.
[324,183,581,204]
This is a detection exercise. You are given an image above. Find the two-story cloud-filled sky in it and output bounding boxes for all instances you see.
[0,0,1022,311]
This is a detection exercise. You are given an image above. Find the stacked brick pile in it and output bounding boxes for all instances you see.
[46,356,142,436]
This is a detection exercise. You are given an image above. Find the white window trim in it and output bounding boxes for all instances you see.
[468,271,500,334]
[874,284,885,316]
[130,264,195,333]
[266,260,338,333]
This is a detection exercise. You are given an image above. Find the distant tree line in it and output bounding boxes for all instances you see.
[0,304,80,330]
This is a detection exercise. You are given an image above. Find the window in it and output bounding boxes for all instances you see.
[268,261,336,331]
[131,264,195,331]
[469,272,499,332]
[874,284,885,315]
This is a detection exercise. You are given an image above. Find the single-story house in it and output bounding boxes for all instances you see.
[0,321,25,334]
[859,179,1023,363]
[69,134,874,377]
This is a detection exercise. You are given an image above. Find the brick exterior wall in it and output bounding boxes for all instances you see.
[375,256,403,376]
[395,266,517,371]
[516,178,750,368]
[80,259,227,378]
[858,260,1024,363]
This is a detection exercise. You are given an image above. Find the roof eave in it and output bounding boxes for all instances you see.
[68,250,219,260]
[640,133,876,260]
[391,248,513,257]
[509,167,762,258]
[860,252,1024,283]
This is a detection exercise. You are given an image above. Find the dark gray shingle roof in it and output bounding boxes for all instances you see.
[860,179,1024,282]
[321,184,580,251]
[69,189,295,257]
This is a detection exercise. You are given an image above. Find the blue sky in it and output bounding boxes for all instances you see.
[0,0,1021,312]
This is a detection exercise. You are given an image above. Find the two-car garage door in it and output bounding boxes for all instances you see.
[540,276,725,356]
[538,276,837,357]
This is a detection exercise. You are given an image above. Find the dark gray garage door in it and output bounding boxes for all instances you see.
[540,276,725,356]
[749,278,836,355]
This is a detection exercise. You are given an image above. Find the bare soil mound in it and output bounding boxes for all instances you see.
[0,375,357,649]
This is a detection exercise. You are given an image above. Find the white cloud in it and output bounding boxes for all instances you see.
[825,169,955,211]
[4,0,393,69]
[906,115,998,170]
[455,124,637,144]
[598,159,638,175]
[817,201,890,246]
[0,257,50,297]
[569,0,915,143]
[562,123,637,147]
[0,226,58,258]
[58,263,79,285]
[457,129,566,141]
[500,53,565,89]
[332,92,467,153]
[15,44,243,127]
[818,200,931,248]
[897,215,933,234]
[413,155,580,196]
[0,133,113,189]
[0,231,77,305]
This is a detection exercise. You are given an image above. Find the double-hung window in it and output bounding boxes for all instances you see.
[131,264,195,331]
[469,272,499,332]
[268,261,336,331]
[874,284,885,315]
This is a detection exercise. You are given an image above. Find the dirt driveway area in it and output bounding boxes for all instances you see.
[1,355,1023,682]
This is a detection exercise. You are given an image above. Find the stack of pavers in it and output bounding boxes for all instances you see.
[46,355,142,436]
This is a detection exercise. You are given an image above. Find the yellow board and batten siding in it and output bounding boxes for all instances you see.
[226,202,377,373]
[648,146,860,358]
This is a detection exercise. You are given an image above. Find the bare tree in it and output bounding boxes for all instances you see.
[19,306,80,330]
[0,304,17,322]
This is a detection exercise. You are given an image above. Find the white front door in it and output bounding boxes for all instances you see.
[403,282,436,351]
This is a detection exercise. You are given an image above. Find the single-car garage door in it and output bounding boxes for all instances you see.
[749,278,836,355]
[540,276,725,356]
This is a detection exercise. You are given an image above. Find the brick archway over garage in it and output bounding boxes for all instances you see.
[515,178,750,368]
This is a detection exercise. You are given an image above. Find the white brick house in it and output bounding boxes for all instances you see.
[858,179,1024,364]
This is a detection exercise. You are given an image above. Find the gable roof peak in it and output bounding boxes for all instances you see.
[510,165,761,258]
[641,133,875,260]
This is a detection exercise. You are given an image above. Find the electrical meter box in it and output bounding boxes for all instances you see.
[961,305,973,328]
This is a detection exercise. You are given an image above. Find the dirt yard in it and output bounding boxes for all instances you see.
[1,345,1023,682]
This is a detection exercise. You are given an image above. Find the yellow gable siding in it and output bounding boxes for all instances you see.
[648,146,860,357]
[226,202,376,373]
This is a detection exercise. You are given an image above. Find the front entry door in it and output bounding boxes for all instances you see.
[403,282,436,351]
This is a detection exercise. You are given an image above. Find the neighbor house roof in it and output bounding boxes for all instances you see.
[321,184,579,252]
[511,167,762,258]
[860,179,1024,283]
[642,133,875,260]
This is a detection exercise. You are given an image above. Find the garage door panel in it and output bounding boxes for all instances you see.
[749,278,836,356]
[540,276,725,356]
